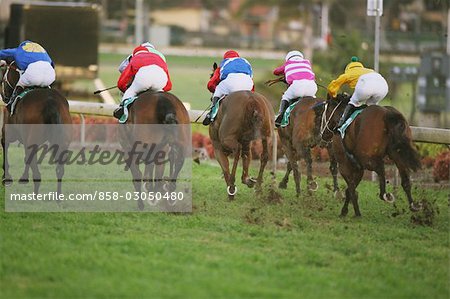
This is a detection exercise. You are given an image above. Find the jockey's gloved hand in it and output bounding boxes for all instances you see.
[0,60,6,67]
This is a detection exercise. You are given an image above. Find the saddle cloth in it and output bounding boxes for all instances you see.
[337,108,364,138]
[119,96,138,124]
[209,95,226,121]
[280,98,302,128]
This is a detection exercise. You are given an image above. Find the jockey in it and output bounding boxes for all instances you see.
[203,50,254,125]
[327,56,388,128]
[273,50,317,127]
[118,42,155,73]
[113,44,172,119]
[0,40,55,109]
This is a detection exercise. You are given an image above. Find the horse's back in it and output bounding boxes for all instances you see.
[130,91,189,125]
[12,88,71,125]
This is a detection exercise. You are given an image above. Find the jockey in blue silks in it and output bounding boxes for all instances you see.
[0,40,55,109]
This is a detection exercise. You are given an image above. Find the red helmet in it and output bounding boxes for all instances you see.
[223,50,239,59]
[133,46,149,56]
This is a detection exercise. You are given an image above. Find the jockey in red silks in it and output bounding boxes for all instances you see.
[203,50,254,125]
[113,44,172,119]
[273,50,317,127]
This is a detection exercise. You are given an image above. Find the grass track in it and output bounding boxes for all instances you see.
[1,161,448,298]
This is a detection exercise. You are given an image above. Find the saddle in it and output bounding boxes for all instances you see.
[116,90,161,123]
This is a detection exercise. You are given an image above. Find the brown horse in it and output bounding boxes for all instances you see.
[209,90,274,200]
[0,62,72,194]
[118,91,190,210]
[277,97,339,197]
[316,93,421,216]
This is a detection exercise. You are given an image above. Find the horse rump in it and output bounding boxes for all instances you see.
[385,108,421,172]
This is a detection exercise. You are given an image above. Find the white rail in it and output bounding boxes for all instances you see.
[68,100,450,145]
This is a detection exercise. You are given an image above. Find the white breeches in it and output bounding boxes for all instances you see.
[213,73,253,98]
[122,65,168,100]
[350,72,388,107]
[281,79,317,102]
[17,61,55,87]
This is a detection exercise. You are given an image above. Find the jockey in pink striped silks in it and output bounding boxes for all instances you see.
[273,50,318,127]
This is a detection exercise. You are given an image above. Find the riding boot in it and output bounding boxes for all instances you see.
[202,96,220,126]
[274,100,289,128]
[113,101,125,119]
[7,85,24,112]
[337,103,356,128]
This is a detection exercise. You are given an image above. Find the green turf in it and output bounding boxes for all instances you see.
[1,160,448,298]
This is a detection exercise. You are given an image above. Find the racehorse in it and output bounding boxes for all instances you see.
[317,93,421,217]
[0,61,72,194]
[276,96,339,197]
[118,91,190,210]
[207,81,274,200]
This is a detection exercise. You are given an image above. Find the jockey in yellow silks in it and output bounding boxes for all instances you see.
[327,56,388,128]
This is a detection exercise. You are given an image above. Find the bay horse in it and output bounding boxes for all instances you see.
[276,96,339,197]
[118,91,190,210]
[0,61,72,194]
[316,93,421,217]
[208,90,274,200]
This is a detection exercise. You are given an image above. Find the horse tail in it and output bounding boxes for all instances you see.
[164,112,178,124]
[385,109,421,172]
[244,95,264,139]
[43,94,62,125]
[156,93,178,125]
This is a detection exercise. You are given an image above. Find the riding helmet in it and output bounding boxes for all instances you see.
[285,50,304,61]
[223,50,240,59]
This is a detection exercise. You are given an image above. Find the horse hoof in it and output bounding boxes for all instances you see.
[138,201,145,211]
[227,185,237,196]
[409,202,422,212]
[308,181,319,192]
[383,193,395,203]
[334,190,343,201]
[2,178,12,186]
[278,182,288,189]
[244,178,257,188]
[19,178,29,184]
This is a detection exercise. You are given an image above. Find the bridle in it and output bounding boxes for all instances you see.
[319,100,342,140]
[1,62,19,99]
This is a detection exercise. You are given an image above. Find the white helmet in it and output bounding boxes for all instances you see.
[141,42,155,50]
[285,50,304,61]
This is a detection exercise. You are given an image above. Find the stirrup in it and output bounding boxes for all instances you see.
[274,114,283,127]
[113,107,124,119]
[202,116,212,126]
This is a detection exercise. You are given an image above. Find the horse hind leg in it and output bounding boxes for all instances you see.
[279,162,291,189]
[228,147,241,200]
[214,147,234,200]
[327,144,340,196]
[374,160,394,203]
[2,136,12,186]
[255,137,269,193]
[397,162,420,212]
[241,143,256,188]
[341,167,364,217]
[303,146,318,193]
[283,147,301,197]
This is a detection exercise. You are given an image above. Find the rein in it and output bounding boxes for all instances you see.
[1,63,19,96]
[319,101,342,139]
